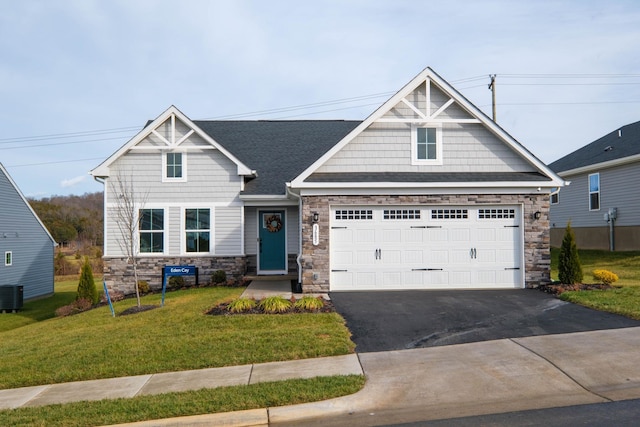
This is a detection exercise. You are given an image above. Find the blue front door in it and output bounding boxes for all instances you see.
[258,210,287,272]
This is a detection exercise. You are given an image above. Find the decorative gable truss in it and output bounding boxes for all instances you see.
[91,105,254,180]
[291,67,564,193]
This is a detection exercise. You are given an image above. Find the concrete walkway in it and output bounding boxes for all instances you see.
[0,327,639,426]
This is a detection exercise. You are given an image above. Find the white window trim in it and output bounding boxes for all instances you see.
[181,207,214,255]
[4,251,12,266]
[588,173,600,211]
[162,151,187,183]
[138,207,166,255]
[411,123,443,165]
[550,188,559,205]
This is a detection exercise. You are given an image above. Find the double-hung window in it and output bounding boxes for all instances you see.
[411,124,442,165]
[163,152,187,182]
[550,188,559,205]
[185,208,210,253]
[139,209,164,253]
[589,173,600,211]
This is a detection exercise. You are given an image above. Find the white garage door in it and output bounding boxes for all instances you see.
[330,206,523,290]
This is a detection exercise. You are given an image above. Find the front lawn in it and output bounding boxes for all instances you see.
[550,248,640,319]
[0,375,365,427]
[550,247,640,286]
[0,286,355,389]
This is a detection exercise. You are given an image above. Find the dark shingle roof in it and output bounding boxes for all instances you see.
[194,120,361,195]
[306,172,549,183]
[549,120,640,173]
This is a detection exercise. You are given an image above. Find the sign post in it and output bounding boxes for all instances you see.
[162,265,198,307]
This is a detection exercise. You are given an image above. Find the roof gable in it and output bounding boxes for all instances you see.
[291,67,564,188]
[0,163,56,244]
[549,120,640,174]
[90,106,253,178]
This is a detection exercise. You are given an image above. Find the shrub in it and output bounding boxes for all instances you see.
[168,276,185,289]
[55,298,93,317]
[592,269,619,286]
[558,222,583,285]
[227,298,257,313]
[258,296,292,314]
[77,257,99,305]
[294,296,325,311]
[137,280,150,294]
[211,270,227,284]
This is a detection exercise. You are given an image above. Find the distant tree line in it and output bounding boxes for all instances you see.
[29,192,103,247]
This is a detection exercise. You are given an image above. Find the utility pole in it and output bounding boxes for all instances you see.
[488,74,497,122]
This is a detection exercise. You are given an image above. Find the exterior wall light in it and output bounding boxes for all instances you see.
[533,211,541,220]
[312,212,319,223]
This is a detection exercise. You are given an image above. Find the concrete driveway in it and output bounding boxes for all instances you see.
[330,289,640,353]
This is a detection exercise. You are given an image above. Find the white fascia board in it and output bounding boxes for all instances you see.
[290,67,565,188]
[557,153,640,177]
[0,163,57,245]
[90,105,254,178]
[294,180,558,190]
[299,186,553,197]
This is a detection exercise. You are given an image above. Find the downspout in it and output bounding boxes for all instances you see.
[286,183,303,293]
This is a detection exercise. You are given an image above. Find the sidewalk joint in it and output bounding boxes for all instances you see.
[508,338,613,403]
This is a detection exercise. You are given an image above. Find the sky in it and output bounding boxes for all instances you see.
[1,0,639,198]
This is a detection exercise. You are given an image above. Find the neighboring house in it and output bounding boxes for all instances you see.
[0,163,56,300]
[549,120,640,251]
[91,67,564,294]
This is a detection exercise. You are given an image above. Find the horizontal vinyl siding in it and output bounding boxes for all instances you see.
[244,208,258,255]
[551,162,640,229]
[317,122,534,173]
[0,170,54,300]
[108,150,241,204]
[286,207,300,253]
[215,206,243,255]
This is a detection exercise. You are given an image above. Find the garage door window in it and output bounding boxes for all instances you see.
[478,208,516,219]
[335,209,373,220]
[383,209,421,220]
[431,209,468,219]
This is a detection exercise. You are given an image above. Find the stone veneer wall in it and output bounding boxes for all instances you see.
[103,256,247,295]
[300,194,550,293]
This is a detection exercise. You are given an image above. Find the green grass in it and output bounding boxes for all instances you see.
[550,248,640,319]
[560,287,640,320]
[0,375,366,427]
[550,248,640,286]
[0,280,79,332]
[0,285,355,389]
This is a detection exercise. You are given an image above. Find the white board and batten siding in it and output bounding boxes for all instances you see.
[330,205,523,291]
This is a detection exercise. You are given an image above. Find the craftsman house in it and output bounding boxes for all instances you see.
[549,120,640,251]
[0,163,56,301]
[91,67,564,294]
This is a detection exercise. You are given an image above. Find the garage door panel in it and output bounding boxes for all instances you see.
[330,205,523,291]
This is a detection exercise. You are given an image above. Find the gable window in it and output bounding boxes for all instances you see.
[589,173,600,211]
[185,208,210,253]
[411,124,442,165]
[139,209,164,253]
[4,251,12,266]
[163,152,187,182]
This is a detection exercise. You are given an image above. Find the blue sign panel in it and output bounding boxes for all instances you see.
[164,265,197,276]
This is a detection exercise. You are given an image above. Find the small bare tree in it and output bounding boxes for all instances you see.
[110,171,149,307]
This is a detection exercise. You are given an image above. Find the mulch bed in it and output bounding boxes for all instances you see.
[538,283,613,296]
[118,305,159,316]
[206,300,336,316]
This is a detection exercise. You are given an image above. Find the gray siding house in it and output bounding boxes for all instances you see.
[0,163,56,300]
[549,120,640,251]
[91,67,564,294]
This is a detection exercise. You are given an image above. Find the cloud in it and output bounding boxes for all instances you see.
[61,175,86,188]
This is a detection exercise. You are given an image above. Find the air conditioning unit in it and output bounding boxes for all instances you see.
[0,285,23,312]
